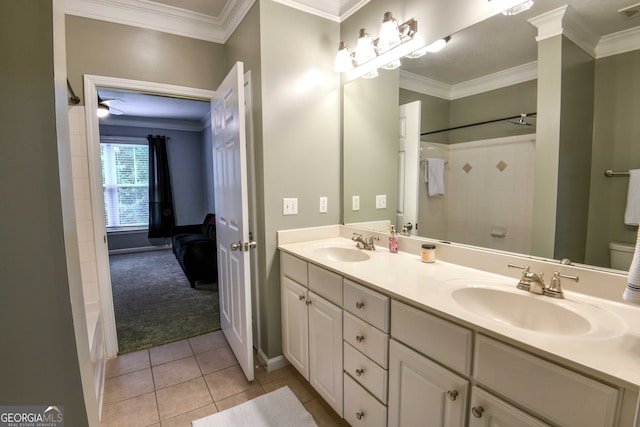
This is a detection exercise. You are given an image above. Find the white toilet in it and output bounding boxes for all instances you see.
[609,242,635,270]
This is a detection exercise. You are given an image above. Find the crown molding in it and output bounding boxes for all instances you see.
[400,61,538,101]
[596,26,640,59]
[65,0,256,43]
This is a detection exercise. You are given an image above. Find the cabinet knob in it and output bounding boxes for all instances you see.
[305,299,312,305]
[355,301,365,309]
[355,335,365,343]
[446,390,458,401]
[471,406,484,418]
[298,294,305,301]
[356,411,364,420]
[355,368,364,377]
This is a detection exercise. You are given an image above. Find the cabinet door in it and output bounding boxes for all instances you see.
[388,340,468,427]
[309,292,343,416]
[281,276,309,379]
[468,387,549,427]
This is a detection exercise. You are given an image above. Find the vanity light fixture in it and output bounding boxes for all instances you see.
[354,28,377,65]
[377,12,402,53]
[489,0,534,16]
[425,36,451,53]
[334,11,419,79]
[334,42,354,72]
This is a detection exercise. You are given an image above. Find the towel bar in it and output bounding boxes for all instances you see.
[604,169,630,177]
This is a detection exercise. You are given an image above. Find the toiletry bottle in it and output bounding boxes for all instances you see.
[421,244,436,263]
[389,225,398,253]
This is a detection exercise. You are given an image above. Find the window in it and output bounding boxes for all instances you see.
[101,140,149,229]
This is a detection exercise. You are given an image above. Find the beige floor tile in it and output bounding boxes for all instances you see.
[195,344,238,375]
[255,364,298,386]
[159,403,217,427]
[156,377,213,420]
[100,392,159,427]
[204,365,259,401]
[189,330,227,354]
[105,349,150,378]
[304,397,350,427]
[152,356,202,390]
[261,371,318,404]
[103,368,154,405]
[149,340,193,366]
[214,386,265,412]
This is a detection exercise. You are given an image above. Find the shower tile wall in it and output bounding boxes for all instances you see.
[421,135,535,254]
[69,105,101,313]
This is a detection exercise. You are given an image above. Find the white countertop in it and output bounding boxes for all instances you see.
[278,229,640,390]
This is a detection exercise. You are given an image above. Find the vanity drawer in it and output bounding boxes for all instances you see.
[309,263,342,306]
[343,279,390,332]
[344,342,388,403]
[281,252,307,286]
[469,387,549,427]
[344,312,389,368]
[391,300,473,375]
[344,374,387,427]
[474,335,618,427]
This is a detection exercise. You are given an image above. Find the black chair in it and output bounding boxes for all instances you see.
[171,213,217,287]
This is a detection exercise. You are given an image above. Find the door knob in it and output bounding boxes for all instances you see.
[230,241,242,251]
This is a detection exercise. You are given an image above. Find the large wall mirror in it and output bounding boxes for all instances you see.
[343,0,640,271]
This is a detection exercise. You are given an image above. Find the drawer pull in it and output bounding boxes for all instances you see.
[355,368,364,377]
[355,301,365,309]
[471,406,484,418]
[355,335,365,343]
[305,299,312,306]
[298,294,305,301]
[446,390,458,401]
[356,411,364,420]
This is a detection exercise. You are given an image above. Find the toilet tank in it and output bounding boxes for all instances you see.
[609,242,634,270]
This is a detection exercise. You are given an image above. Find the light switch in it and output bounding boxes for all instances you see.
[319,197,328,213]
[283,198,298,215]
[352,196,360,211]
[376,194,387,209]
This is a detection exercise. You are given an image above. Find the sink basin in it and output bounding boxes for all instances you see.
[442,281,625,338]
[451,287,590,335]
[313,246,371,262]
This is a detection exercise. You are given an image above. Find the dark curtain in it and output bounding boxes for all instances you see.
[148,135,175,238]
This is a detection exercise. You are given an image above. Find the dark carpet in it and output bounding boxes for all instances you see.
[109,249,220,354]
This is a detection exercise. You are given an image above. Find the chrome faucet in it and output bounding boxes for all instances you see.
[508,264,578,299]
[352,233,378,251]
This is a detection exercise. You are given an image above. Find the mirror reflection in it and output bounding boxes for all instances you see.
[343,0,640,271]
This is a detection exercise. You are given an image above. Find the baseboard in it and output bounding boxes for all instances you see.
[108,245,171,255]
[257,349,289,373]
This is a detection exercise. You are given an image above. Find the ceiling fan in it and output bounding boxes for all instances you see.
[97,95,125,117]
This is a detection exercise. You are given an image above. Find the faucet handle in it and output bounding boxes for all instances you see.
[544,272,579,299]
[508,263,532,291]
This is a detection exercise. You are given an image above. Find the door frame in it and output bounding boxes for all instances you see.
[84,74,253,358]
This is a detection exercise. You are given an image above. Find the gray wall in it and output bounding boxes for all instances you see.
[0,1,95,424]
[586,48,640,267]
[66,15,228,97]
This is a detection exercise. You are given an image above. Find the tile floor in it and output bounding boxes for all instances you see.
[101,330,349,426]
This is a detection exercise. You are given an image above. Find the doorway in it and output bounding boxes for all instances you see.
[84,75,259,358]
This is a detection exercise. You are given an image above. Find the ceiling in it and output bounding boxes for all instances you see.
[81,0,640,121]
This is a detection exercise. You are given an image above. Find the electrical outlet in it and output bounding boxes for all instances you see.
[376,194,387,209]
[283,198,298,215]
[319,197,328,213]
[352,195,360,211]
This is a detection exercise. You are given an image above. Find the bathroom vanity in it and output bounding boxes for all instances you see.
[278,225,640,427]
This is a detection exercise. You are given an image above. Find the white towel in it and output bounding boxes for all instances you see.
[623,227,640,304]
[625,169,640,226]
[425,158,445,196]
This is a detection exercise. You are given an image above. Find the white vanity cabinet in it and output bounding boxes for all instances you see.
[280,253,344,416]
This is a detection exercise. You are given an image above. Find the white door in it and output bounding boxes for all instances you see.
[397,101,421,234]
[211,62,254,380]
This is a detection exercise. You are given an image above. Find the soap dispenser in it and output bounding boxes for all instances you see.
[389,225,398,253]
